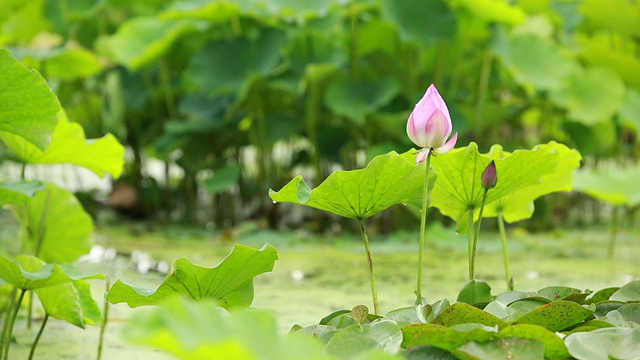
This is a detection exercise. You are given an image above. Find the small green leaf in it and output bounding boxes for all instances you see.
[453,337,545,360]
[457,280,493,307]
[106,244,278,309]
[431,303,509,329]
[585,286,620,304]
[536,286,588,303]
[564,320,615,335]
[324,320,402,358]
[0,48,59,151]
[0,254,103,291]
[0,181,45,205]
[514,301,594,331]
[351,305,369,325]
[498,324,569,359]
[565,328,640,360]
[611,279,640,302]
[0,110,125,178]
[403,346,458,360]
[598,304,640,328]
[269,151,426,219]
[401,323,497,350]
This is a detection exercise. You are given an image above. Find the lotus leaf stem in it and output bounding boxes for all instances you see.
[358,219,379,315]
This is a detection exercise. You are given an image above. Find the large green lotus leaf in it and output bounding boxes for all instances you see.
[10,182,94,263]
[380,0,456,47]
[184,27,286,99]
[279,29,344,89]
[580,0,640,37]
[35,280,102,328]
[431,303,509,329]
[356,20,397,57]
[550,67,626,126]
[514,301,594,332]
[122,296,329,360]
[324,76,400,126]
[0,180,45,206]
[453,337,545,360]
[577,33,640,88]
[573,166,640,207]
[565,328,640,360]
[161,0,244,22]
[107,244,277,308]
[457,0,526,25]
[483,142,581,222]
[324,320,402,358]
[269,151,427,219]
[401,323,497,350]
[430,142,558,233]
[0,110,125,178]
[498,324,569,359]
[619,89,640,135]
[492,32,575,91]
[43,46,102,81]
[106,16,205,70]
[35,282,85,328]
[0,48,59,151]
[611,279,640,302]
[0,254,103,291]
[74,280,103,326]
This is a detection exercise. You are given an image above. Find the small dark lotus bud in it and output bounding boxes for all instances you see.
[481,160,497,190]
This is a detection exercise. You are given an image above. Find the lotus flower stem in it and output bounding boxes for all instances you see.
[97,280,111,360]
[497,213,514,290]
[2,289,26,360]
[358,219,379,315]
[470,188,489,280]
[416,154,432,304]
[28,314,48,360]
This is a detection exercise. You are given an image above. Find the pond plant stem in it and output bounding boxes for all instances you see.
[416,154,432,305]
[358,219,380,316]
[470,188,489,280]
[28,314,48,360]
[497,213,514,290]
[97,280,111,360]
[2,289,26,360]
[608,206,620,258]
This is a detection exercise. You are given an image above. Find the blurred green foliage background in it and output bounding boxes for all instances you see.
[1,0,639,229]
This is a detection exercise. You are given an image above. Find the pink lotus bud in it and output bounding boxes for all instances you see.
[406,84,458,163]
[481,160,497,190]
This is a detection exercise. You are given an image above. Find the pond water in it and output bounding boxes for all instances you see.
[3,222,639,358]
